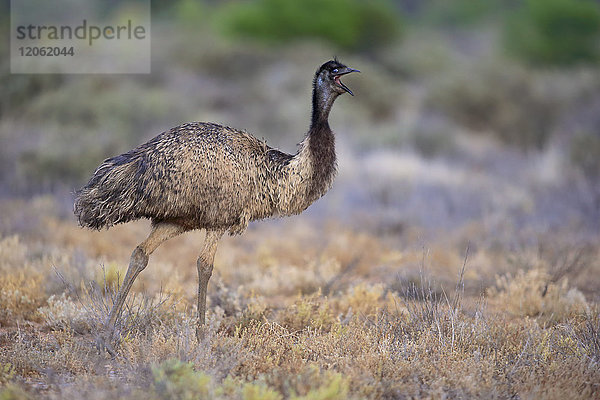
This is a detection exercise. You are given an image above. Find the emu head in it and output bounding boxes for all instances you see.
[314,59,360,100]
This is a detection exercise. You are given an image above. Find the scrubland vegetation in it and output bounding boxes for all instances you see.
[1,202,599,399]
[1,0,600,398]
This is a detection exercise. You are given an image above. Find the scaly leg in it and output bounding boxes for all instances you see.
[104,222,185,340]
[196,229,224,340]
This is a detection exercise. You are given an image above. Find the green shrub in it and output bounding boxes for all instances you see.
[0,385,31,400]
[0,363,15,386]
[215,0,402,51]
[175,0,207,29]
[421,0,504,26]
[243,382,282,400]
[505,0,600,66]
[291,372,349,400]
[152,359,211,400]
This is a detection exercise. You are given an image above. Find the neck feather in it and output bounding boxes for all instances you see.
[306,122,336,199]
[308,82,337,199]
[311,81,337,128]
[272,116,337,217]
[291,120,337,209]
[270,80,338,216]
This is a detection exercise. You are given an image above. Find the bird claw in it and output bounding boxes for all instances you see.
[95,331,117,358]
[196,325,208,342]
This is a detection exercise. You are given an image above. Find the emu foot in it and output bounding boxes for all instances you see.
[95,329,117,358]
[196,323,209,342]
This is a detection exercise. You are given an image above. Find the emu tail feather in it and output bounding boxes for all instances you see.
[74,153,143,230]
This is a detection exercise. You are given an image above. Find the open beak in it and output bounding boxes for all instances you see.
[334,67,360,96]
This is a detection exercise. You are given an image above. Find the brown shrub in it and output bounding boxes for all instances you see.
[489,268,590,324]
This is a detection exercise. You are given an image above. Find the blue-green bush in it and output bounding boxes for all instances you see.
[505,0,600,66]
[215,0,402,51]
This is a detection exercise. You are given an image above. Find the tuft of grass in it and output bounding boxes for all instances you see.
[152,359,211,400]
[0,236,48,325]
[242,381,282,400]
[0,384,32,400]
[489,268,589,324]
[290,372,348,400]
[0,363,15,387]
[334,283,386,318]
[279,291,335,332]
[0,270,45,325]
[38,293,93,334]
[563,309,600,362]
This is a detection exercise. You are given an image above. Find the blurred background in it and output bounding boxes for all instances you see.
[1,0,599,242]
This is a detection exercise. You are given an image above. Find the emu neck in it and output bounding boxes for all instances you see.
[306,120,336,189]
[308,84,337,174]
[302,98,337,205]
[311,86,337,128]
[271,84,338,217]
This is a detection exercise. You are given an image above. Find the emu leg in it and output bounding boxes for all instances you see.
[104,223,184,340]
[196,230,224,340]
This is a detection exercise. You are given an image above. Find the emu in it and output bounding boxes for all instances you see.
[74,59,358,344]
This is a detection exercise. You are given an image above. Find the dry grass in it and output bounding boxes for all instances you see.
[0,197,599,399]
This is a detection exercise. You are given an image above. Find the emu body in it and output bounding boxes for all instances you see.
[75,122,332,234]
[74,60,358,345]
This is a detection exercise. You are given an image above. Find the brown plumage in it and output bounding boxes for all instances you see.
[74,60,358,349]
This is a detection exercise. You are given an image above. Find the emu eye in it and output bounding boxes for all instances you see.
[332,68,338,74]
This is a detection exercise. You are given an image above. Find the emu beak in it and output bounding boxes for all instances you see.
[334,67,360,96]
